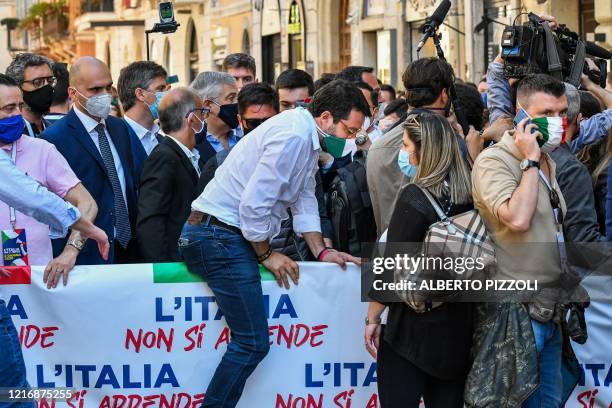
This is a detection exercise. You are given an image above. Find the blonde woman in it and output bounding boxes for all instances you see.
[365,113,474,407]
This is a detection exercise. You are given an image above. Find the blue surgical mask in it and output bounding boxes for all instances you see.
[147,91,166,120]
[0,115,25,144]
[398,149,417,178]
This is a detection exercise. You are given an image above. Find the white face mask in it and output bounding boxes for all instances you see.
[77,90,112,119]
[191,113,205,135]
[379,117,396,132]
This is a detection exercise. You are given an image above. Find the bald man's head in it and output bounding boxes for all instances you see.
[68,57,114,120]
[158,87,203,135]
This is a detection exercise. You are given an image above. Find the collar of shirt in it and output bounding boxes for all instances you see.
[0,135,25,154]
[297,107,320,151]
[166,134,200,166]
[74,105,105,133]
[124,115,160,141]
[206,131,241,152]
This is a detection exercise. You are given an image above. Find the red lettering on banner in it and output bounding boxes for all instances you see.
[577,388,599,408]
[66,389,87,408]
[36,399,55,408]
[124,328,174,352]
[275,393,323,408]
[333,389,354,408]
[97,393,206,408]
[19,325,58,349]
[268,324,328,349]
[365,393,378,408]
[215,327,230,350]
[184,323,207,351]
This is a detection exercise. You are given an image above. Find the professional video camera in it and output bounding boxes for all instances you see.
[501,13,611,87]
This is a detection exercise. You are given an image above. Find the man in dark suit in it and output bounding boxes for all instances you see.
[136,88,205,262]
[41,57,141,264]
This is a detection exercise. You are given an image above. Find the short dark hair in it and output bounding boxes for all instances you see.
[516,74,565,106]
[402,58,455,107]
[0,73,18,88]
[275,69,314,96]
[308,79,370,121]
[579,90,602,119]
[336,66,374,83]
[238,82,279,115]
[380,84,396,100]
[222,53,256,76]
[355,81,377,107]
[51,62,69,106]
[313,73,336,92]
[117,61,167,111]
[454,82,485,131]
[383,98,408,116]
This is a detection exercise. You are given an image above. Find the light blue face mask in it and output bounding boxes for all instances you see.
[398,149,418,178]
[147,91,167,120]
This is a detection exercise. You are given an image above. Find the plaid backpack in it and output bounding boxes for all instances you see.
[394,186,496,312]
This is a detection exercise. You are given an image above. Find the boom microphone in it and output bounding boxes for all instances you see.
[416,0,451,53]
[585,41,611,60]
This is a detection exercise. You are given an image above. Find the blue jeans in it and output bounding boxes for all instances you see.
[522,319,563,408]
[0,299,35,407]
[179,222,270,408]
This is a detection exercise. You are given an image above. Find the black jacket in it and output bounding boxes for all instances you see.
[550,143,605,242]
[136,137,200,262]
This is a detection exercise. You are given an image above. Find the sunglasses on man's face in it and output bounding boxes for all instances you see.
[243,117,272,130]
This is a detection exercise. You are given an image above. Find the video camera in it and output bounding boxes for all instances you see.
[501,13,611,88]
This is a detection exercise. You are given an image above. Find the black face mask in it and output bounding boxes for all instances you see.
[242,117,271,135]
[22,84,54,115]
[218,103,239,129]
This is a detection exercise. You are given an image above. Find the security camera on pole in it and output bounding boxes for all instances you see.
[145,1,180,61]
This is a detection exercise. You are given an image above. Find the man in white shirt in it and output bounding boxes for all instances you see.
[117,61,168,155]
[180,80,369,407]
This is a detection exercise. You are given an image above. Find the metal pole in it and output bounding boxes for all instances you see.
[146,31,151,61]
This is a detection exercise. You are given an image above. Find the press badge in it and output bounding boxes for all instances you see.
[2,228,29,266]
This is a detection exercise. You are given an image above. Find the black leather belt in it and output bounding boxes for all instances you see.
[187,210,242,236]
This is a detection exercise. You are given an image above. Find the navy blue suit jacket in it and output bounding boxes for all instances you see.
[41,109,141,264]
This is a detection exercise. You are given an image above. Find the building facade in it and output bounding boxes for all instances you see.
[20,0,607,89]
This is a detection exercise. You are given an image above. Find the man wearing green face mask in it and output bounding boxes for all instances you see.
[118,61,168,158]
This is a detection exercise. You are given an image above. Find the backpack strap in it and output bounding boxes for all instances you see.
[417,186,449,222]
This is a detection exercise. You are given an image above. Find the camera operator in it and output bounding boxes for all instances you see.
[487,14,612,154]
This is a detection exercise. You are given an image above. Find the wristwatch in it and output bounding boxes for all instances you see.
[67,238,86,252]
[520,159,540,171]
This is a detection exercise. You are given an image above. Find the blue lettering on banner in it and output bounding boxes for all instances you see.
[7,295,28,319]
[579,363,612,387]
[155,294,298,322]
[36,363,180,389]
[305,363,377,388]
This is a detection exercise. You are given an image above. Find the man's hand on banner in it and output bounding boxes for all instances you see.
[320,250,362,269]
[262,252,300,289]
[0,267,12,278]
[44,246,78,289]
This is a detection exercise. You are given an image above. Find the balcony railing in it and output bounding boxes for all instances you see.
[81,0,114,13]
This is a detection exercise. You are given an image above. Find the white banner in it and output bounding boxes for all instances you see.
[1,263,610,407]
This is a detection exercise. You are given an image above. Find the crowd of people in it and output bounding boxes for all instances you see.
[0,12,611,407]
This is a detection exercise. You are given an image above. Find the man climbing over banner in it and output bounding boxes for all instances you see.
[179,79,367,407]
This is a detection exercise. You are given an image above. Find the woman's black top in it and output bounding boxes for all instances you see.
[369,183,475,380]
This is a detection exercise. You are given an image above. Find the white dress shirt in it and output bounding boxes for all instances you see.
[166,135,201,176]
[74,106,127,204]
[124,115,160,155]
[192,107,321,242]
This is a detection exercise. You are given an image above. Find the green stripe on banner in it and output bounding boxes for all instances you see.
[153,263,276,283]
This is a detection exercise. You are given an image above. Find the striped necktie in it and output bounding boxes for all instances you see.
[95,123,132,248]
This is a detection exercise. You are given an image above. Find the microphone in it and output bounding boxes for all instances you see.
[416,0,451,53]
[585,41,611,60]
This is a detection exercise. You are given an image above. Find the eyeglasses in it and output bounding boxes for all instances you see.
[339,120,360,136]
[0,102,25,115]
[243,117,271,130]
[185,108,210,118]
[21,76,57,89]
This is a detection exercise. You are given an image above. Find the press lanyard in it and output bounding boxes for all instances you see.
[8,143,17,229]
[24,120,35,138]
[538,169,569,267]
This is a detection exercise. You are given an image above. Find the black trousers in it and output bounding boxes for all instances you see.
[377,338,466,408]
